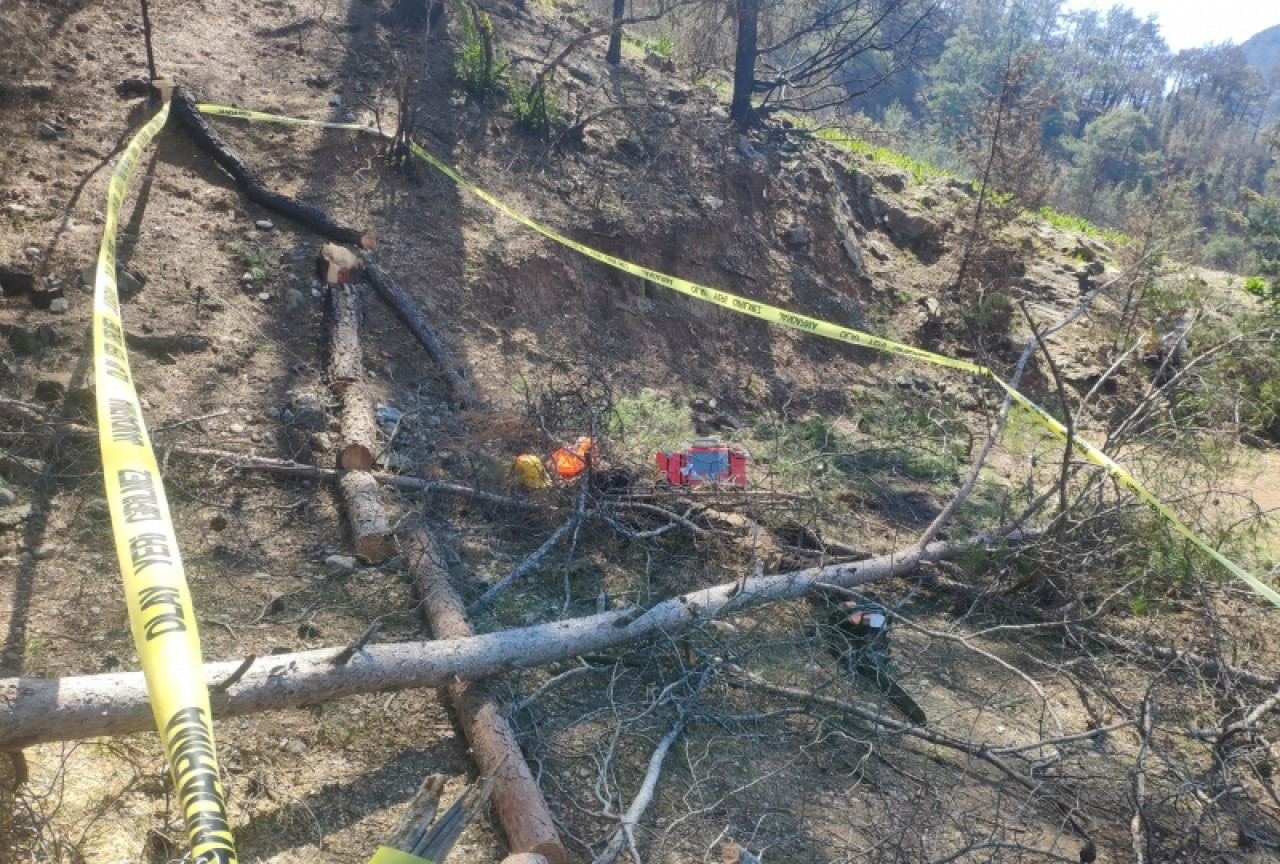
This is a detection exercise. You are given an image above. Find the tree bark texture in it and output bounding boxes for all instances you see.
[0,539,959,749]
[339,381,378,471]
[605,0,626,66]
[323,282,363,395]
[729,0,760,128]
[410,529,566,864]
[340,471,395,563]
[361,258,475,409]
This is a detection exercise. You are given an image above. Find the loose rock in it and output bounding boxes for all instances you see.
[325,554,357,576]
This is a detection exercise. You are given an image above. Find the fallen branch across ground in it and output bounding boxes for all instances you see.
[171,446,537,509]
[170,87,374,248]
[0,533,981,748]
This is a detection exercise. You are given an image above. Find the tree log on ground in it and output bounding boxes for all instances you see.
[340,470,395,563]
[338,381,378,471]
[323,281,363,395]
[170,87,374,248]
[0,536,969,748]
[361,258,475,409]
[410,528,566,864]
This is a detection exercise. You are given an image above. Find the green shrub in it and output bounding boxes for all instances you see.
[455,5,505,100]
[512,78,559,134]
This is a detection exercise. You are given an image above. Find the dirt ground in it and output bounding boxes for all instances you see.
[3,1,1280,862]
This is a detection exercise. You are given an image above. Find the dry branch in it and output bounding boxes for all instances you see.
[361,258,475,409]
[0,534,978,748]
[171,446,536,509]
[410,529,566,864]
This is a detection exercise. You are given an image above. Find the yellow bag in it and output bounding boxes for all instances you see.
[511,454,552,489]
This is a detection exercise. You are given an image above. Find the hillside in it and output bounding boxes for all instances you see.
[1243,22,1280,121]
[3,2,1280,863]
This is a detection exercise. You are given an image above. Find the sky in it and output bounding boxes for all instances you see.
[1061,1,1280,52]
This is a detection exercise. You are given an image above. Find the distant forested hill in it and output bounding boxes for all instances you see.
[1243,22,1280,120]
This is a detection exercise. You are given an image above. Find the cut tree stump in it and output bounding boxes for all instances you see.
[339,381,378,471]
[340,471,395,563]
[319,243,363,284]
[322,282,363,395]
[410,528,567,864]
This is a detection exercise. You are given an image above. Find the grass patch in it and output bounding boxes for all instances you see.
[814,127,951,185]
[228,242,275,281]
[1037,205,1130,246]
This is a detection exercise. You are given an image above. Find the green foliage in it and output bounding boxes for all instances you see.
[1036,205,1130,246]
[816,127,949,185]
[609,393,695,463]
[455,5,506,100]
[228,242,274,281]
[1244,276,1279,310]
[512,77,559,134]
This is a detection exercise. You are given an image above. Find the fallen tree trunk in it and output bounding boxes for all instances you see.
[338,381,378,471]
[340,471,395,563]
[0,536,967,748]
[323,281,363,395]
[170,87,375,249]
[410,529,566,864]
[361,258,475,409]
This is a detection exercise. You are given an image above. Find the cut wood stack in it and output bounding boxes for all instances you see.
[320,245,393,563]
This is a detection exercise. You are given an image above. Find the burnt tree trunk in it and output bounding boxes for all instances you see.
[411,530,566,864]
[729,0,760,129]
[361,258,475,409]
[605,0,626,66]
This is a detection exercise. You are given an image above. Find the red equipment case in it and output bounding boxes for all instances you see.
[656,437,748,486]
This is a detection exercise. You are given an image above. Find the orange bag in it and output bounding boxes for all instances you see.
[550,437,596,479]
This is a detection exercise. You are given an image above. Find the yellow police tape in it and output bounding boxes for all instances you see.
[97,101,237,863]
[368,847,434,864]
[195,103,1280,610]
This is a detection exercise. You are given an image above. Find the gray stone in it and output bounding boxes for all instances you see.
[37,122,59,140]
[257,292,271,301]
[285,288,306,310]
[255,219,274,230]
[229,423,246,435]
[324,554,357,576]
[80,263,144,299]
[48,297,68,313]
[866,195,891,221]
[22,247,40,259]
[616,138,645,160]
[567,65,596,85]
[0,488,15,507]
[874,170,908,193]
[782,224,811,250]
[654,111,677,128]
[737,135,766,163]
[290,396,327,429]
[885,207,941,243]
